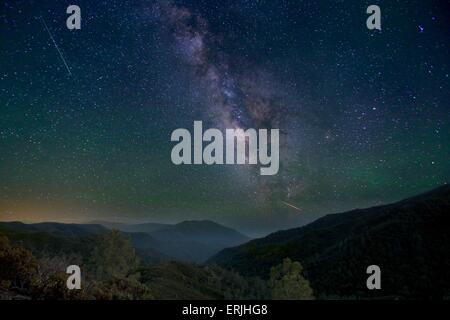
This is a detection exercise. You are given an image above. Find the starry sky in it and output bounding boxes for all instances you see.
[1,0,449,235]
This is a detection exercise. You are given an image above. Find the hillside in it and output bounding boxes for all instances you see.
[95,219,249,262]
[146,220,250,262]
[0,220,250,263]
[0,221,165,263]
[139,261,268,299]
[0,222,108,237]
[209,185,450,299]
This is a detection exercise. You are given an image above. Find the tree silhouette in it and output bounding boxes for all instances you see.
[89,230,140,281]
[269,258,314,300]
[0,235,38,290]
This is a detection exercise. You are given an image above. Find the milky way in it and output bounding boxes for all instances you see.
[153,0,300,216]
[154,0,285,132]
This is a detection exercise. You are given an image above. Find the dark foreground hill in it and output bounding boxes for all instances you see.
[209,185,450,299]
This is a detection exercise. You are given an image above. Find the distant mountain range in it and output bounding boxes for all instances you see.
[209,185,450,299]
[0,219,250,263]
[98,219,250,262]
[90,221,169,234]
[0,221,108,237]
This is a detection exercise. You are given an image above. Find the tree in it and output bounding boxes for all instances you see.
[88,230,140,281]
[31,272,85,300]
[269,258,314,300]
[0,235,38,290]
[86,230,154,299]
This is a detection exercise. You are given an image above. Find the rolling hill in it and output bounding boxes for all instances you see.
[0,221,108,237]
[97,219,250,262]
[146,220,250,262]
[0,220,250,263]
[209,185,450,299]
[0,221,165,263]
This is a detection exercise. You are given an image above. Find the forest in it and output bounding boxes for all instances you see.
[0,230,313,300]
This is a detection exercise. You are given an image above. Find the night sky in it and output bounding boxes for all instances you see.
[1,0,449,235]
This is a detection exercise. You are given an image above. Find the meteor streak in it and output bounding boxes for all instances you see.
[39,16,72,76]
[281,201,302,212]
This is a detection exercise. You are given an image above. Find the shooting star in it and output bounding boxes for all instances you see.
[281,201,303,212]
[38,16,72,76]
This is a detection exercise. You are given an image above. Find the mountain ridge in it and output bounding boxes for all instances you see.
[0,219,250,263]
[209,184,450,298]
